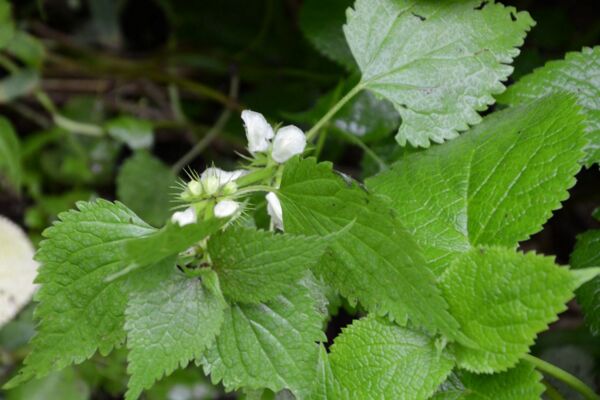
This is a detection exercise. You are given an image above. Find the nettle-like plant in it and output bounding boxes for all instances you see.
[3,1,600,399]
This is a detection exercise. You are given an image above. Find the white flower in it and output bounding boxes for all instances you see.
[171,207,197,226]
[271,125,306,163]
[266,192,283,230]
[242,110,274,153]
[214,200,240,218]
[199,167,246,196]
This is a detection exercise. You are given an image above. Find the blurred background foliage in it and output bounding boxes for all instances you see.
[0,0,599,398]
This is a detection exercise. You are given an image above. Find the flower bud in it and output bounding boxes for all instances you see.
[241,110,274,153]
[171,207,197,226]
[266,192,283,230]
[271,125,306,163]
[202,175,220,196]
[222,181,238,195]
[214,200,240,218]
[187,180,203,197]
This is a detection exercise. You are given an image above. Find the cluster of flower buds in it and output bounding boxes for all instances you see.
[172,110,307,231]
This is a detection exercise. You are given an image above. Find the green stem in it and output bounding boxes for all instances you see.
[305,83,364,142]
[524,355,599,400]
[331,126,388,172]
[543,381,566,400]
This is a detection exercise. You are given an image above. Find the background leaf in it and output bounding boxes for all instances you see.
[0,116,21,191]
[116,151,176,227]
[344,0,534,147]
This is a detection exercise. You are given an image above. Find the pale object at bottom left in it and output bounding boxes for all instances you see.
[0,215,38,327]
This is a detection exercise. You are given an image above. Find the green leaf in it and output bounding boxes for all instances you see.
[498,46,600,166]
[105,116,154,150]
[5,367,90,400]
[0,116,21,191]
[124,259,226,400]
[329,317,454,400]
[440,247,577,373]
[367,95,586,273]
[0,0,14,49]
[208,227,329,303]
[433,362,543,400]
[570,229,600,336]
[201,282,325,397]
[0,69,39,103]
[117,151,176,227]
[123,218,225,269]
[4,31,45,68]
[307,345,349,400]
[6,200,155,387]
[278,157,463,342]
[343,0,534,147]
[300,0,356,69]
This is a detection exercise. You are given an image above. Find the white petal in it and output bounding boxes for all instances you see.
[271,125,307,163]
[266,192,283,230]
[171,207,197,226]
[214,200,240,218]
[0,216,38,327]
[201,167,247,187]
[242,110,274,153]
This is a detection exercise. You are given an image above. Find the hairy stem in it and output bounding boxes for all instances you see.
[305,83,364,142]
[524,355,599,400]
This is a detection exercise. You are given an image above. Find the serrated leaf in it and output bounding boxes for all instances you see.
[300,0,356,69]
[0,116,21,191]
[201,282,325,397]
[6,200,156,387]
[105,116,154,150]
[208,227,329,303]
[433,362,543,400]
[278,157,463,342]
[498,46,600,166]
[117,151,176,227]
[307,345,349,400]
[343,0,534,147]
[124,259,226,400]
[440,247,576,373]
[124,217,225,269]
[570,229,600,336]
[367,95,586,273]
[329,317,454,400]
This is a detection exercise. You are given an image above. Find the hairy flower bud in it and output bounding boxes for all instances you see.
[271,125,306,163]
